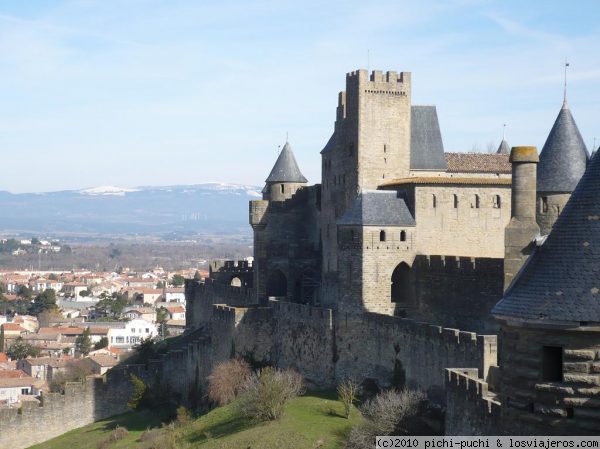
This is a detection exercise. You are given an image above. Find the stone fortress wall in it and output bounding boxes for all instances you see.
[0,365,142,449]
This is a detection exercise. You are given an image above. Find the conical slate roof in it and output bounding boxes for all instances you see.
[265,142,307,183]
[496,139,510,155]
[493,144,600,326]
[537,101,589,193]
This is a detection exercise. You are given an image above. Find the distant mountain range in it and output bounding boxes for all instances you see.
[0,183,262,237]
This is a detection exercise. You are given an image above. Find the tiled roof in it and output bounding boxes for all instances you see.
[87,354,118,367]
[22,357,70,368]
[410,105,448,170]
[338,190,415,226]
[492,143,600,326]
[38,327,83,335]
[265,142,308,184]
[445,153,511,173]
[537,101,589,193]
[0,376,36,388]
[1,323,26,332]
[0,369,28,378]
[380,177,511,187]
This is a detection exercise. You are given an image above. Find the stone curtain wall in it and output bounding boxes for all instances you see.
[335,313,498,400]
[185,279,256,329]
[0,366,140,449]
[444,369,501,435]
[410,255,504,333]
[269,301,336,388]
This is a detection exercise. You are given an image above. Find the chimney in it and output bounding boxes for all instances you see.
[504,146,540,290]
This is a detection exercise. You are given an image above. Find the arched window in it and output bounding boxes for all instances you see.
[266,269,287,297]
[230,277,241,287]
[379,230,386,242]
[391,262,413,303]
[400,231,406,242]
[432,194,437,208]
[493,195,501,209]
[453,194,459,208]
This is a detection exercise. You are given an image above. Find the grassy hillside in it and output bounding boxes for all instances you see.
[29,392,362,449]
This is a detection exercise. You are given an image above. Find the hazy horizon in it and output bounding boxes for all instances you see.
[1,0,599,193]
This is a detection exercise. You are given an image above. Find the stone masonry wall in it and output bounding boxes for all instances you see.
[335,312,498,401]
[409,255,504,333]
[0,365,141,449]
[414,184,511,259]
[445,369,501,435]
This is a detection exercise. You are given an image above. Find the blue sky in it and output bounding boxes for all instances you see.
[0,0,599,193]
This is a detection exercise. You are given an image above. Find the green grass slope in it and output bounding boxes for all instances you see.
[29,392,362,449]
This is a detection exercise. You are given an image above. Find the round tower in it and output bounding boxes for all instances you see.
[262,141,307,202]
[536,99,589,235]
[493,147,600,435]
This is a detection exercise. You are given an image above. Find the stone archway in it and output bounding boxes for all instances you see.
[230,277,242,287]
[266,269,287,297]
[391,262,413,303]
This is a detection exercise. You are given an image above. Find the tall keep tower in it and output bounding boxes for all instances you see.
[320,70,412,298]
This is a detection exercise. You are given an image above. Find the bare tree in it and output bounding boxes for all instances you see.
[337,378,359,419]
[208,358,251,405]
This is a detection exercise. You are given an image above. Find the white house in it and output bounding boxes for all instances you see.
[163,288,185,304]
[0,376,39,406]
[83,319,158,349]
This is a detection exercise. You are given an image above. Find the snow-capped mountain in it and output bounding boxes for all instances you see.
[0,183,263,236]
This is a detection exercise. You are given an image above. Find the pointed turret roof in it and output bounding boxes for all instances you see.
[265,142,307,184]
[493,143,600,326]
[496,139,510,155]
[536,101,589,193]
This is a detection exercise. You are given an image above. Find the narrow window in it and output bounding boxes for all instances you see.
[348,143,355,156]
[542,346,563,382]
[400,231,406,242]
[542,197,548,213]
[384,144,387,153]
[493,195,501,209]
[280,184,285,194]
[350,230,355,241]
[475,195,480,209]
[453,194,458,209]
[379,230,386,242]
[432,194,437,208]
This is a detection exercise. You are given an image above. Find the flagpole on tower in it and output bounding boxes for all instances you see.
[563,58,570,105]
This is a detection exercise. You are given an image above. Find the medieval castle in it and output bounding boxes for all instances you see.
[1,68,597,446]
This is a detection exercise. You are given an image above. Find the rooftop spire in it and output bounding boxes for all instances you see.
[496,124,510,155]
[563,58,570,109]
[265,141,308,184]
[537,99,589,193]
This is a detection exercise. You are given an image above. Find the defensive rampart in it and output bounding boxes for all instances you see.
[336,312,498,400]
[0,365,144,449]
[444,368,501,435]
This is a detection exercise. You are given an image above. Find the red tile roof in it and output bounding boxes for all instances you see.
[445,152,511,173]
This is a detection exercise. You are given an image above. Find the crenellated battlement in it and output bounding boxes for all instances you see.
[416,255,503,273]
[363,312,497,380]
[346,69,410,96]
[445,368,502,435]
[209,259,253,275]
[0,364,147,449]
[269,299,333,328]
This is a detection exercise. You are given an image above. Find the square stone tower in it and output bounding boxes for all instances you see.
[320,69,412,307]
